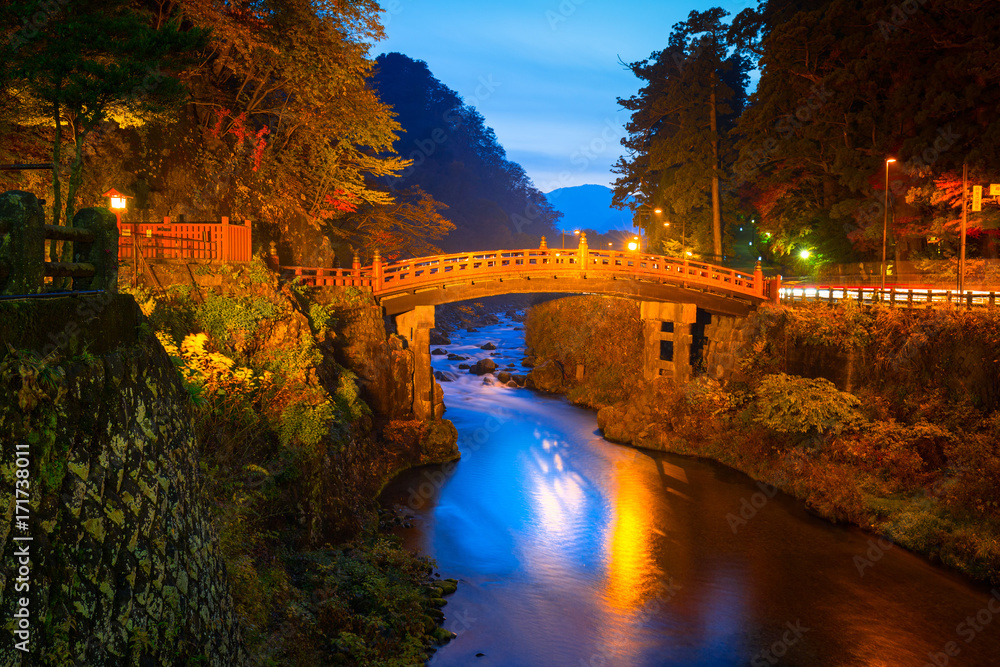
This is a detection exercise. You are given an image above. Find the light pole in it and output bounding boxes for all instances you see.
[561,229,579,249]
[102,187,133,279]
[880,158,896,294]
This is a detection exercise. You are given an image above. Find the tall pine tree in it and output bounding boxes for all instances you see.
[612,8,749,261]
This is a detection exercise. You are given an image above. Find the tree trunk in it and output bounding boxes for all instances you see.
[710,69,722,260]
[51,97,62,229]
[55,123,89,288]
[64,127,87,232]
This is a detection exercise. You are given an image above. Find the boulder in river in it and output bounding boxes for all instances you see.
[469,359,497,375]
[528,359,565,393]
[434,370,456,383]
[497,371,512,383]
[447,354,468,361]
[431,348,448,356]
[458,363,471,370]
[430,330,452,346]
[504,309,526,323]
[481,342,497,350]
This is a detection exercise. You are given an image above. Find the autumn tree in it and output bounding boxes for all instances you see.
[0,0,205,229]
[330,186,454,261]
[612,8,750,261]
[147,0,411,262]
[732,0,1000,265]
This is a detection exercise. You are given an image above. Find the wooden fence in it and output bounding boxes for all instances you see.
[0,191,118,295]
[118,216,252,262]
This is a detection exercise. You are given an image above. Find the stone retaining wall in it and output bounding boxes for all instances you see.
[0,297,244,666]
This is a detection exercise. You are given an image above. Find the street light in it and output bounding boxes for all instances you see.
[101,187,131,225]
[103,187,134,280]
[561,229,580,249]
[881,158,896,293]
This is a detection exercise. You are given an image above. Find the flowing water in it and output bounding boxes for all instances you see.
[380,316,1000,666]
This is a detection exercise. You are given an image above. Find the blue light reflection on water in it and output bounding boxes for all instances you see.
[380,317,1000,667]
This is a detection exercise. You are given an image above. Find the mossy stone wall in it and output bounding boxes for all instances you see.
[0,297,244,665]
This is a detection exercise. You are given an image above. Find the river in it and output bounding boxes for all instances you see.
[380,315,1000,666]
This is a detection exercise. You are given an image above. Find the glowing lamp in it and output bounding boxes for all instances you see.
[101,187,131,210]
[800,249,811,259]
[627,241,638,251]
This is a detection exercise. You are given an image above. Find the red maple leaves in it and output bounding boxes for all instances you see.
[210,108,269,172]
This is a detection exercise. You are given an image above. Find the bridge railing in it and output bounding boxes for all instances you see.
[280,265,373,288]
[374,247,766,299]
[782,285,998,308]
[1,191,118,295]
[579,249,761,298]
[279,240,773,302]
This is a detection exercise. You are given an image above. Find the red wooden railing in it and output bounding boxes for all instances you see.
[280,236,772,303]
[118,216,252,262]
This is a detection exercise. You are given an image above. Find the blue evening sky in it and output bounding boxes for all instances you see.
[375,0,752,193]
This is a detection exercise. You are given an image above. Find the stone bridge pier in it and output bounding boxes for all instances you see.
[640,301,752,384]
[640,301,696,383]
[394,305,445,420]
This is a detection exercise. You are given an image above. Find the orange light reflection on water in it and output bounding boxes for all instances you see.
[603,460,661,613]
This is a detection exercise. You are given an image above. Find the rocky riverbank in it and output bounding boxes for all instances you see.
[522,295,1000,586]
[116,264,463,664]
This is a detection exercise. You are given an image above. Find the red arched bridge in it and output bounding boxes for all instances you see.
[281,236,781,420]
[281,236,780,318]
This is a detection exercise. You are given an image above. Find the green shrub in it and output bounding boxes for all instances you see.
[752,373,865,438]
[195,293,282,346]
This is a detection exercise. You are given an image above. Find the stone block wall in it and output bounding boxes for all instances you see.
[640,301,696,383]
[702,314,752,382]
[0,298,244,665]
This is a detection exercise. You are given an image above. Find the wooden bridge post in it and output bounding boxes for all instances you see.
[578,232,589,270]
[395,305,441,420]
[219,216,230,261]
[753,261,763,297]
[372,249,383,292]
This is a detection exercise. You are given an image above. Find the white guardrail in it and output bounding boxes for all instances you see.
[781,286,998,308]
